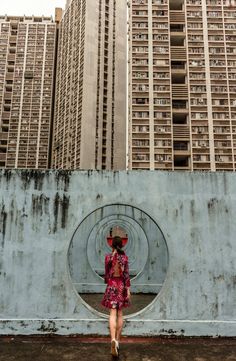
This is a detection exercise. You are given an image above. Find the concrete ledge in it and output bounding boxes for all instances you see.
[0,319,236,337]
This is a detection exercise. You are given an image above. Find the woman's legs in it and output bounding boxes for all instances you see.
[116,309,123,342]
[109,308,117,340]
[110,308,119,356]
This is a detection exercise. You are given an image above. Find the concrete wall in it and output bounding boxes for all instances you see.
[0,170,236,336]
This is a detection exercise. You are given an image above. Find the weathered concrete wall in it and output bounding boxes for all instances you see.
[0,170,236,336]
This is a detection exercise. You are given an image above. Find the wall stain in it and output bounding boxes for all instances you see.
[55,170,71,192]
[37,321,58,333]
[0,204,7,245]
[213,275,225,282]
[32,194,50,217]
[20,170,35,190]
[160,328,178,335]
[190,200,195,218]
[33,172,45,191]
[208,198,219,210]
[3,169,12,184]
[53,193,70,233]
[21,170,50,190]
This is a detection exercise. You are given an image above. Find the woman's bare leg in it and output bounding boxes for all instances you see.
[109,308,117,340]
[116,309,123,342]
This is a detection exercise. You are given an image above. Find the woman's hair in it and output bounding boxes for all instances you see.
[112,236,125,255]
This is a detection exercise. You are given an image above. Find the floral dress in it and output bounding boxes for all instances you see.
[101,252,131,310]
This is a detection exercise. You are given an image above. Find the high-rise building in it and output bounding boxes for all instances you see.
[128,0,236,171]
[52,0,127,170]
[0,13,61,169]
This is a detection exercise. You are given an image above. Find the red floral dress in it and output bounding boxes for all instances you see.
[101,252,131,310]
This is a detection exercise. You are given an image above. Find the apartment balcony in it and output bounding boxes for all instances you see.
[170,11,185,23]
[173,125,190,139]
[171,37,185,49]
[169,0,184,11]
[7,54,15,61]
[171,61,186,70]
[173,112,188,124]
[172,100,187,110]
[173,140,190,156]
[172,84,188,99]
[5,73,14,81]
[193,163,211,170]
[172,107,189,114]
[170,24,185,35]
[171,46,186,61]
[4,92,12,100]
[9,36,17,42]
[174,155,190,170]
[215,163,234,170]
[174,149,191,156]
[2,111,10,119]
[0,133,8,141]
[0,153,6,161]
[174,140,188,150]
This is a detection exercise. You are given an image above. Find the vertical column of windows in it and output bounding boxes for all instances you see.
[72,0,82,169]
[54,5,72,168]
[95,0,103,169]
[35,24,47,168]
[5,21,18,168]
[7,22,23,168]
[207,0,233,170]
[222,0,236,170]
[14,23,28,168]
[35,24,55,169]
[65,0,77,169]
[53,15,64,168]
[25,24,37,168]
[42,24,57,169]
[76,0,86,168]
[170,0,191,170]
[0,21,10,167]
[153,0,172,170]
[186,0,212,170]
[111,0,116,170]
[64,3,73,168]
[130,0,150,169]
[55,6,69,168]
[101,0,110,169]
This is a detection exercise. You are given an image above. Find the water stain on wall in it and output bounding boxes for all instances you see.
[0,204,7,245]
[32,194,50,217]
[55,170,71,192]
[53,193,70,233]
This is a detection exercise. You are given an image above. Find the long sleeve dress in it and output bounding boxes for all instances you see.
[101,251,131,310]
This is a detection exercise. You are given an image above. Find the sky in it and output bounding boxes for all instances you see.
[0,0,66,18]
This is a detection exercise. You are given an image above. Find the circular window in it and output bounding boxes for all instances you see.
[68,204,169,315]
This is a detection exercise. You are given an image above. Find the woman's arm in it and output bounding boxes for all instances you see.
[104,255,110,284]
[124,256,131,288]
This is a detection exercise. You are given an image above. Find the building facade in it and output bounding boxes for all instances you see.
[128,0,236,171]
[52,0,127,170]
[0,14,60,169]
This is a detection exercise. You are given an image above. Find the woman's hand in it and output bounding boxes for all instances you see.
[127,288,131,300]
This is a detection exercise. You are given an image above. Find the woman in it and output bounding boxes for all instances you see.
[101,236,131,357]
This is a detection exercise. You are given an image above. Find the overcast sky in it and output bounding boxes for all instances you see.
[0,0,66,18]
